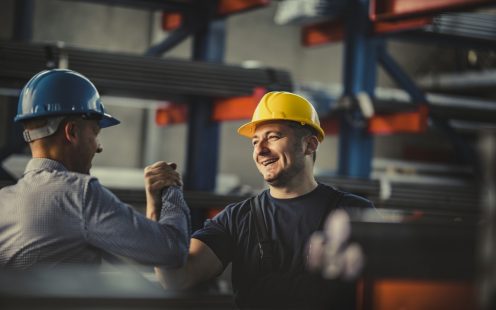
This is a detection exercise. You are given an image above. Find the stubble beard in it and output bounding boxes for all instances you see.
[266,159,304,187]
[264,143,306,188]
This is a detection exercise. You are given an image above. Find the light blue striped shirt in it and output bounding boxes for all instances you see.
[0,158,190,270]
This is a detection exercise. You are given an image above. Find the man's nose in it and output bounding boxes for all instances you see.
[254,140,269,156]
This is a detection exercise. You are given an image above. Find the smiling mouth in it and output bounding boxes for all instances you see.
[261,158,278,166]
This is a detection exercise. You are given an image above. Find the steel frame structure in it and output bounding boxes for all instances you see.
[308,0,490,177]
[338,0,376,177]
[0,0,274,190]
[3,0,490,183]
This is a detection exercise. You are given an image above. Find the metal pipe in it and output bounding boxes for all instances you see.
[477,129,496,310]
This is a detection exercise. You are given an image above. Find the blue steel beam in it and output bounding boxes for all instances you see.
[145,27,191,57]
[338,0,375,178]
[377,45,426,103]
[0,100,26,181]
[145,7,203,57]
[185,16,224,192]
[378,45,475,165]
[0,0,34,181]
[184,1,224,229]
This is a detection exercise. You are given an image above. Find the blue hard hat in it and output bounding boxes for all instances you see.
[14,69,120,128]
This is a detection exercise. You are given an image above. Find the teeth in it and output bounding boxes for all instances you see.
[262,159,277,166]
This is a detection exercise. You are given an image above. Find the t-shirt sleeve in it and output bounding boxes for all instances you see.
[192,204,238,268]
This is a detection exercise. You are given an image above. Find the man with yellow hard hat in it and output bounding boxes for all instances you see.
[155,91,373,308]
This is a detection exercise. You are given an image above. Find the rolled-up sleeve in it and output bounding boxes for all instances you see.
[83,180,190,267]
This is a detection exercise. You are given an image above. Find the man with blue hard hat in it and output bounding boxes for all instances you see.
[0,69,190,269]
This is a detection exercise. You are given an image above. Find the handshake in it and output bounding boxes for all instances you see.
[144,161,182,221]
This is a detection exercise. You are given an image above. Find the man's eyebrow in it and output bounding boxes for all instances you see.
[252,130,283,139]
[266,130,283,136]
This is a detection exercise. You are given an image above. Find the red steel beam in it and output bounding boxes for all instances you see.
[302,20,345,47]
[371,0,495,21]
[162,0,270,31]
[161,12,182,31]
[373,17,432,34]
[218,0,270,16]
[368,104,429,135]
[302,17,431,47]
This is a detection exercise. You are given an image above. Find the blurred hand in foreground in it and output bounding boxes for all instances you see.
[307,209,364,281]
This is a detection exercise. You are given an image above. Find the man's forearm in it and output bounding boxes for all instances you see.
[154,186,191,267]
[155,238,223,291]
[146,191,161,221]
[155,264,195,290]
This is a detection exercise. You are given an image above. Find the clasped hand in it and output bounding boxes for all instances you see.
[144,161,182,220]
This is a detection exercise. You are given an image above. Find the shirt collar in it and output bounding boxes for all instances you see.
[24,158,69,174]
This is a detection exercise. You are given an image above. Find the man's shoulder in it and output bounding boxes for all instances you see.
[340,191,374,208]
[208,189,269,225]
[21,165,98,192]
[51,170,98,190]
[222,190,266,214]
[318,183,374,208]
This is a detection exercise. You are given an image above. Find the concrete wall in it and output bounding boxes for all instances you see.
[0,0,15,40]
[28,0,155,168]
[0,0,458,189]
[33,0,153,53]
[0,0,18,152]
[0,98,8,149]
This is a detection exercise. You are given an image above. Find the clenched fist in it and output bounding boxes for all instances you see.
[144,161,182,220]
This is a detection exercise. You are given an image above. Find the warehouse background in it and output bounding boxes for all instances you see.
[0,0,465,191]
[1,1,496,308]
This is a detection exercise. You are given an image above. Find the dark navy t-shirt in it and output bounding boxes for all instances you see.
[192,183,373,309]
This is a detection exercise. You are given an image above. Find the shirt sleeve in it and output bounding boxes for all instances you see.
[82,179,190,267]
[192,204,238,268]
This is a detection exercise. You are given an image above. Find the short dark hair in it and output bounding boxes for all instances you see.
[284,121,318,162]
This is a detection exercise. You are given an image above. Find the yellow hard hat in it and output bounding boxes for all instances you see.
[237,91,325,141]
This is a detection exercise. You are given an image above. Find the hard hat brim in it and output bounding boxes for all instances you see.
[237,119,324,142]
[99,113,120,128]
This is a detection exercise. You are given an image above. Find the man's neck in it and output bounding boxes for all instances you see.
[30,143,72,172]
[269,175,318,199]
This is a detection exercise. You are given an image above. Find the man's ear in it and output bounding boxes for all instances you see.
[63,121,78,143]
[304,135,319,155]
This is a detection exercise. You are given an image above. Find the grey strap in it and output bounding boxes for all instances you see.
[23,117,64,142]
[250,196,273,273]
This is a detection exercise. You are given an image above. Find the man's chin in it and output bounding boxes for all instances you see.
[265,176,284,187]
[263,173,276,183]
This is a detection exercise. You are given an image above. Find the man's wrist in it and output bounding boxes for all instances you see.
[146,191,162,220]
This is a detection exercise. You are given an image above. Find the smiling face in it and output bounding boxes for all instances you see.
[251,121,308,188]
[71,119,103,174]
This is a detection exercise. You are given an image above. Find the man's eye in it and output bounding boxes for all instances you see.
[268,135,280,140]
[252,140,258,146]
